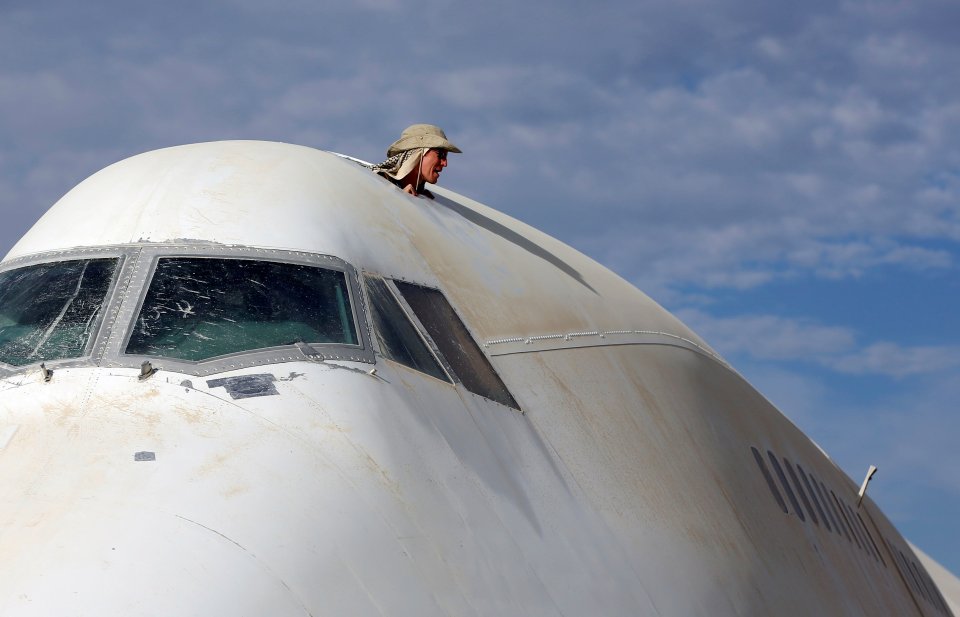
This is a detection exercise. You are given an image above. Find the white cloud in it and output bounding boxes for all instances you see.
[676,308,960,380]
[784,238,953,278]
[755,36,786,60]
[675,308,857,360]
[826,342,960,377]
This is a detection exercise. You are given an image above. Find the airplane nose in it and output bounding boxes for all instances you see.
[1,507,313,615]
[0,373,317,615]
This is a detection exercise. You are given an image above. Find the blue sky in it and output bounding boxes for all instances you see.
[1,1,958,573]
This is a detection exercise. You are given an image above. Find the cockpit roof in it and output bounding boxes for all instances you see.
[3,141,709,350]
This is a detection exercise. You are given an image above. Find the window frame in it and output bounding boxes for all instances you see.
[109,245,375,375]
[377,277,458,383]
[360,273,453,384]
[0,247,128,377]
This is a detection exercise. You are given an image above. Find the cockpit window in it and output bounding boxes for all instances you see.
[125,257,358,362]
[394,281,520,410]
[0,258,118,366]
[363,275,450,382]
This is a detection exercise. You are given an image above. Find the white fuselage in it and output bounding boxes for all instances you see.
[0,142,953,616]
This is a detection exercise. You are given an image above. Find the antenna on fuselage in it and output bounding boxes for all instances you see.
[857,465,878,509]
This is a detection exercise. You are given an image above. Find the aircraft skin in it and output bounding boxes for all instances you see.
[0,141,955,616]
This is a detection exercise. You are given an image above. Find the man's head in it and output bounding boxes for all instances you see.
[372,124,461,195]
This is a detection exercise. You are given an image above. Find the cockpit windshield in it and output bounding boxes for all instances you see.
[125,257,358,362]
[0,258,118,366]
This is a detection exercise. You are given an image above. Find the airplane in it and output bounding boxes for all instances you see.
[0,139,957,616]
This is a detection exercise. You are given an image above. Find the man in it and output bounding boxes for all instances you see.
[370,124,461,198]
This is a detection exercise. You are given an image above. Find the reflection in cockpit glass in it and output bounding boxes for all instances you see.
[0,258,118,366]
[125,258,358,362]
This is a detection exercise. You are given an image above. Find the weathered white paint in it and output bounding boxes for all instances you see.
[914,544,960,616]
[0,141,953,616]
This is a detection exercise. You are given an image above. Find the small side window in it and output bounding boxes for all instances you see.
[766,451,805,521]
[363,275,450,382]
[831,490,862,549]
[783,458,819,526]
[393,281,519,410]
[796,464,832,533]
[750,447,788,514]
[820,478,852,542]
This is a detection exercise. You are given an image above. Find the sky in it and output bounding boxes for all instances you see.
[1,0,958,574]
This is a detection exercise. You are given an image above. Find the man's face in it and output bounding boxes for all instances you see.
[420,149,448,184]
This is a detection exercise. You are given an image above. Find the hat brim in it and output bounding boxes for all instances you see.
[387,135,462,157]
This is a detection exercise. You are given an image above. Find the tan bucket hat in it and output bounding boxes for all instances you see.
[387,124,462,157]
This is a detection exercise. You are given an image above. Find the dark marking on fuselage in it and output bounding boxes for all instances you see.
[206,374,278,399]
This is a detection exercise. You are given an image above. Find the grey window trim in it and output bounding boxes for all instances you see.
[359,273,398,360]
[359,273,391,360]
[0,244,374,379]
[0,247,130,378]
